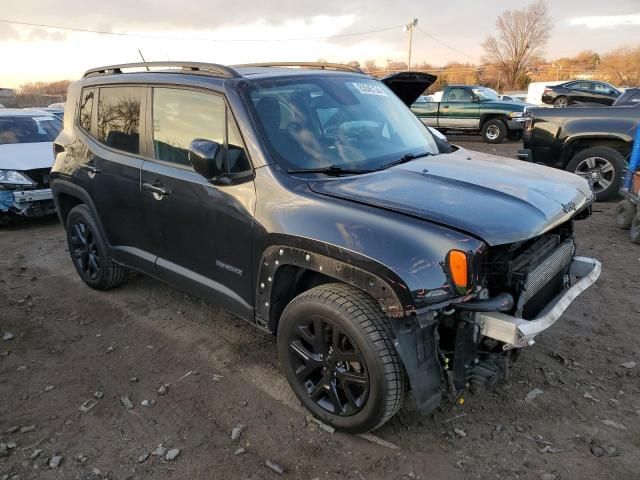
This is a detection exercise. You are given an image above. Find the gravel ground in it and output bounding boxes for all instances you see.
[1,136,639,480]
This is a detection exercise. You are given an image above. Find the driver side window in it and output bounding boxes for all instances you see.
[446,88,472,102]
[152,87,251,173]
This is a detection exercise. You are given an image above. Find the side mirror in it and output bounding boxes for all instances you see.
[188,138,223,180]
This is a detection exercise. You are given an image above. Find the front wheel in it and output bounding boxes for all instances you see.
[481,119,507,144]
[566,147,625,201]
[277,283,406,433]
[66,204,127,290]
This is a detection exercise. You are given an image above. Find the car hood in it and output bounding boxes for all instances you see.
[0,142,54,170]
[481,100,527,112]
[308,148,593,246]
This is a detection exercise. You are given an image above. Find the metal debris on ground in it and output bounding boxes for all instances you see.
[19,425,36,433]
[49,454,63,468]
[178,370,193,381]
[79,399,98,413]
[157,384,169,396]
[265,460,285,475]
[231,425,245,441]
[621,361,636,369]
[94,391,104,399]
[310,417,335,433]
[120,396,134,410]
[524,388,544,403]
[2,332,15,341]
[601,420,627,431]
[583,392,600,402]
[358,433,400,450]
[234,447,246,455]
[165,448,180,461]
[453,428,467,437]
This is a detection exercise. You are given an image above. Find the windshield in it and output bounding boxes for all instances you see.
[246,77,439,171]
[0,115,62,145]
[472,87,499,102]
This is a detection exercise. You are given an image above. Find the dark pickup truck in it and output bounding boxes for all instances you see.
[411,85,528,143]
[520,106,639,201]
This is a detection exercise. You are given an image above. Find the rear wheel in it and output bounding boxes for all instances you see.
[630,213,640,244]
[616,199,636,229]
[554,96,570,108]
[277,283,406,432]
[566,147,625,201]
[481,119,507,144]
[66,205,126,290]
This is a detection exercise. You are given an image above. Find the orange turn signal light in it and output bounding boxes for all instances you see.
[448,250,468,289]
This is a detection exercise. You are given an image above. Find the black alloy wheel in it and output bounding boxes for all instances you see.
[278,283,406,432]
[65,204,126,290]
[69,220,101,281]
[288,315,369,416]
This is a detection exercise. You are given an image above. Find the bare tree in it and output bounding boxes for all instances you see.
[482,0,552,89]
[597,46,640,86]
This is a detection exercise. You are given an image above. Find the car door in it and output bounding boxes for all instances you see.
[592,83,618,105]
[141,86,256,320]
[78,85,152,272]
[438,87,479,129]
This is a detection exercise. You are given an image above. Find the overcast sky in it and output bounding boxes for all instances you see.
[1,0,639,87]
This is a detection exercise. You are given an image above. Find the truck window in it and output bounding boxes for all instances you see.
[446,88,472,102]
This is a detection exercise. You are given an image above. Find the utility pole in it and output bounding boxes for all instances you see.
[404,18,418,69]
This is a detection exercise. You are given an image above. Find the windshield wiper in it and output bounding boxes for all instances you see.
[377,151,434,171]
[287,165,374,176]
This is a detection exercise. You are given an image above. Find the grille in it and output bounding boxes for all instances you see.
[24,168,51,189]
[516,239,575,316]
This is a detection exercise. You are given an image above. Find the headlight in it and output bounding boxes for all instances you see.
[0,170,34,186]
[509,111,524,119]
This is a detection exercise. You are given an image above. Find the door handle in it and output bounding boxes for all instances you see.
[80,165,100,178]
[143,182,171,199]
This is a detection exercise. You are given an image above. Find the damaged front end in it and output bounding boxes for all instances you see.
[0,168,56,223]
[392,219,600,411]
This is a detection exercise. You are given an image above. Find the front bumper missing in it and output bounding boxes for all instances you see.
[477,256,601,349]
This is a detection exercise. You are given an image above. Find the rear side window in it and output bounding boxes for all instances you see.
[97,86,143,154]
[446,88,472,102]
[152,87,250,172]
[0,115,61,144]
[79,89,94,132]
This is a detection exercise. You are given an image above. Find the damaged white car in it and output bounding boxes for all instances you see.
[0,109,61,224]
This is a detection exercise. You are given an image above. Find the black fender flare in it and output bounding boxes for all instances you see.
[255,244,412,329]
[50,178,109,245]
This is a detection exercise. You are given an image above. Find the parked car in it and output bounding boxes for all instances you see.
[519,106,639,200]
[51,62,599,432]
[541,80,621,108]
[499,94,527,103]
[411,85,528,143]
[613,88,640,107]
[0,109,61,224]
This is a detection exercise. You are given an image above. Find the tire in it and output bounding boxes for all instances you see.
[630,213,640,245]
[615,199,636,229]
[566,147,625,202]
[481,118,507,144]
[66,204,126,290]
[277,283,406,433]
[554,96,570,108]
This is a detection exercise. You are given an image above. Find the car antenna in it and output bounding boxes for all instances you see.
[138,49,150,71]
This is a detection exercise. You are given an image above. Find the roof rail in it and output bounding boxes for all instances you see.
[234,62,365,74]
[83,62,240,79]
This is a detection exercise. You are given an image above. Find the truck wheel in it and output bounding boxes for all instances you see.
[616,199,636,229]
[66,204,127,290]
[566,147,625,201]
[554,96,570,108]
[481,119,507,144]
[630,213,640,245]
[277,283,406,433]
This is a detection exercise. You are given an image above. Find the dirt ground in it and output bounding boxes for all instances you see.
[1,136,639,480]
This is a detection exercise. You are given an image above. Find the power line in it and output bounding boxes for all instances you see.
[415,26,478,62]
[0,18,403,43]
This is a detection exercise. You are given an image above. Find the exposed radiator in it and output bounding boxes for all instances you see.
[516,239,575,316]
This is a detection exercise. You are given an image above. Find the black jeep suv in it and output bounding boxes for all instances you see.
[51,62,600,432]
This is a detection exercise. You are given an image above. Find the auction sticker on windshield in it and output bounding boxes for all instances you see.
[352,83,387,96]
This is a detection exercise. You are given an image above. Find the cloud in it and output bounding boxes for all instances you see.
[569,14,640,29]
[27,28,68,42]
